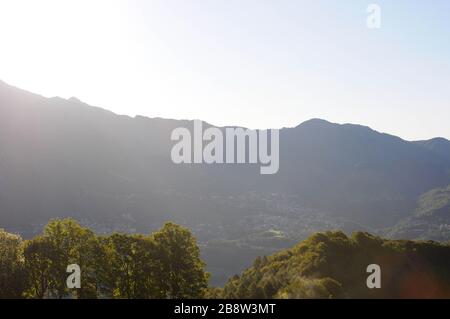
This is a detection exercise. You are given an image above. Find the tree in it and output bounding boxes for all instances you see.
[42,219,101,298]
[23,219,102,299]
[275,277,343,299]
[3,219,212,299]
[151,222,209,298]
[23,236,53,299]
[0,229,26,298]
[101,233,159,298]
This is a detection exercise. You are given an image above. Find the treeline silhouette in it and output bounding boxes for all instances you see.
[0,219,209,299]
[216,231,450,299]
[2,220,450,299]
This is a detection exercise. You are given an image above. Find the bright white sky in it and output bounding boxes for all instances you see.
[0,0,449,140]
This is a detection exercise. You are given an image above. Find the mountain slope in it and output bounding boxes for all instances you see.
[277,119,450,226]
[415,138,450,161]
[387,185,450,241]
[220,231,450,298]
[2,80,450,284]
[1,80,450,233]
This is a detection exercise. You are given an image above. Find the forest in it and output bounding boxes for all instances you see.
[218,231,450,298]
[0,219,209,299]
[1,219,450,299]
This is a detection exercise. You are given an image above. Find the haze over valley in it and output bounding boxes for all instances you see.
[2,80,450,285]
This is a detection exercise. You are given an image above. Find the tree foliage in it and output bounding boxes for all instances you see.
[0,229,26,298]
[1,219,209,299]
[220,231,450,299]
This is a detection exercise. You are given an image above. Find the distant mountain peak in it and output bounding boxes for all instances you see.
[68,96,84,104]
[296,118,376,135]
[297,118,333,127]
[0,79,13,90]
[426,137,450,143]
[415,137,450,161]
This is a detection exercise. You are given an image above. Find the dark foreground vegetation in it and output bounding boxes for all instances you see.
[1,219,450,299]
[0,219,209,299]
[218,231,450,298]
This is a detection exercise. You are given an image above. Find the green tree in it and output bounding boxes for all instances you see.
[0,229,26,298]
[151,222,209,298]
[101,233,159,298]
[42,219,102,298]
[23,236,53,299]
[23,219,102,299]
[6,219,212,299]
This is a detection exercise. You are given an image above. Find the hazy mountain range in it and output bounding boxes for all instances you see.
[1,80,449,284]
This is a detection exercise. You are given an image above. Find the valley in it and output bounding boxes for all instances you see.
[1,80,450,286]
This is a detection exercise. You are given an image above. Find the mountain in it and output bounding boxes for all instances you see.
[219,231,450,298]
[415,138,450,161]
[277,119,450,226]
[387,185,450,241]
[416,185,450,218]
[1,80,450,284]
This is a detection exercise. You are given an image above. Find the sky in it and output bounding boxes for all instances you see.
[0,0,449,140]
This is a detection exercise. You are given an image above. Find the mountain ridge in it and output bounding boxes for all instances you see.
[2,80,450,285]
[4,79,447,141]
[2,79,450,231]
